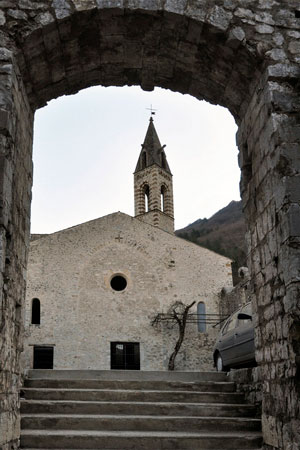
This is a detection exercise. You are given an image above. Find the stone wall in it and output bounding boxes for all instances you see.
[237,64,300,450]
[229,367,262,412]
[228,367,291,450]
[0,1,299,449]
[220,267,250,318]
[0,51,33,449]
[136,209,174,234]
[30,234,48,242]
[22,213,230,372]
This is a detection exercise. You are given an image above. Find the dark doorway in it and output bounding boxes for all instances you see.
[111,342,140,370]
[33,346,54,369]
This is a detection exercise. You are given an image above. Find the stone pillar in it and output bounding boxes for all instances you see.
[238,64,300,450]
[0,45,33,449]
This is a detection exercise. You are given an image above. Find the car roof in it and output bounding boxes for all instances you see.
[230,301,251,316]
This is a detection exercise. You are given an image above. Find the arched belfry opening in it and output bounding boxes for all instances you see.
[1,3,300,450]
[161,185,166,212]
[144,184,150,213]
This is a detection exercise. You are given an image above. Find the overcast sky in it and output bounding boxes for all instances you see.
[31,85,240,234]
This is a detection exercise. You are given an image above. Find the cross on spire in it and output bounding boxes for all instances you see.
[146,104,157,117]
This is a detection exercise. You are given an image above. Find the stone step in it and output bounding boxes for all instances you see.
[21,414,261,432]
[21,371,261,450]
[24,378,236,392]
[27,370,228,382]
[21,400,257,417]
[21,430,263,449]
[22,388,244,404]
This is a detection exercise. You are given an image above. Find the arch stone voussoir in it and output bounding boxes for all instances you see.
[0,1,299,449]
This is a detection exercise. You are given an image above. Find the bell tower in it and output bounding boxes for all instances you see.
[134,117,174,233]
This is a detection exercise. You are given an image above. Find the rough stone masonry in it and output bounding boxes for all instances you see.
[0,1,299,449]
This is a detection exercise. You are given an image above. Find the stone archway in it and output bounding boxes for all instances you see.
[0,2,299,449]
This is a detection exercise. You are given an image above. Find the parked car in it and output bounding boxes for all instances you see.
[213,302,256,371]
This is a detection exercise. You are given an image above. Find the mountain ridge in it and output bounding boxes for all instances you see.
[175,200,246,266]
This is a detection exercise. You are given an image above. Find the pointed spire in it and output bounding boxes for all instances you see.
[135,118,171,174]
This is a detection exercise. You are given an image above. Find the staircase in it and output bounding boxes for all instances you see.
[21,370,262,449]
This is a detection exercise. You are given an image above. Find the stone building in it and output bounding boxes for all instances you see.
[1,2,300,448]
[22,119,232,372]
[220,266,250,318]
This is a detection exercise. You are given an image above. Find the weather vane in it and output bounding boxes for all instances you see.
[146,104,158,116]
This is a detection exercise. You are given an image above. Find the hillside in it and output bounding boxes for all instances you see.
[176,200,247,266]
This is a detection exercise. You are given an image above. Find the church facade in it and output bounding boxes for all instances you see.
[22,119,232,372]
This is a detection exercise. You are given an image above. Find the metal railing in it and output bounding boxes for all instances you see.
[153,313,229,328]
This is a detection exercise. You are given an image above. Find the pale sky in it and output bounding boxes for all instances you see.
[31,85,240,234]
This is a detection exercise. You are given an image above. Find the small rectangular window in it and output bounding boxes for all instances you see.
[33,346,54,369]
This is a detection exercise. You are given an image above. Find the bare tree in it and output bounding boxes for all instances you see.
[151,300,196,371]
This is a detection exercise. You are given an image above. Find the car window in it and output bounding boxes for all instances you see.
[238,303,252,327]
[243,303,252,315]
[238,316,252,326]
[223,312,238,333]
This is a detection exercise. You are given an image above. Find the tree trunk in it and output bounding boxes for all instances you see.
[168,301,195,371]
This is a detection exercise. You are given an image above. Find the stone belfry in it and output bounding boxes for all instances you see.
[134,117,174,233]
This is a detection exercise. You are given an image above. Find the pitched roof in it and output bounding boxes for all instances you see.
[134,118,171,174]
[29,211,232,264]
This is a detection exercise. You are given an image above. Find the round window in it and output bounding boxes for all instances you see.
[110,275,127,291]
